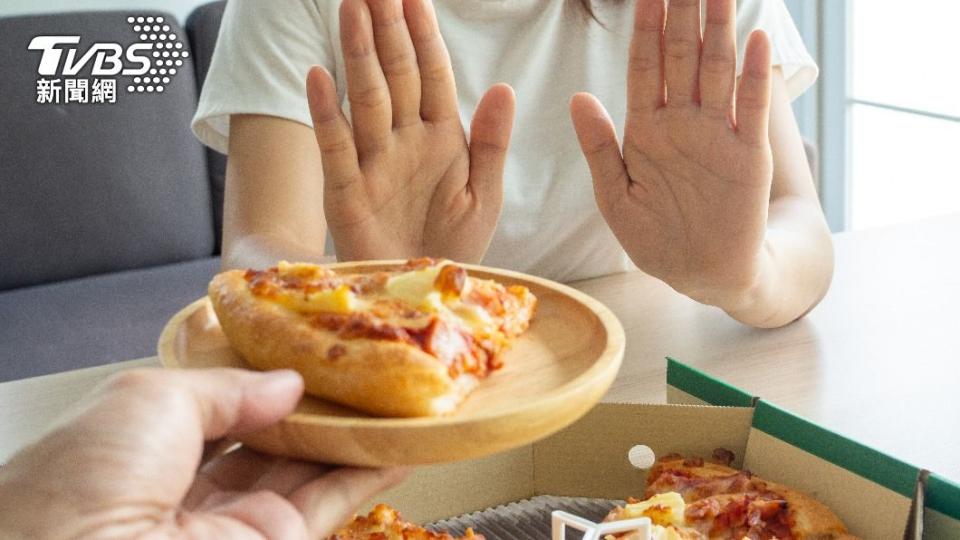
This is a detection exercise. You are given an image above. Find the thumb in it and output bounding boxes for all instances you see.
[172,368,304,440]
[569,92,630,207]
[467,83,515,207]
[95,368,305,441]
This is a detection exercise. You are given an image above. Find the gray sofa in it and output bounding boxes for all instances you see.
[0,3,227,381]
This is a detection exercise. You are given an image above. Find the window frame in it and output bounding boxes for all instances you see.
[817,0,851,232]
[783,0,849,232]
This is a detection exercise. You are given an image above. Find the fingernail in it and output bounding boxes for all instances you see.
[257,369,304,393]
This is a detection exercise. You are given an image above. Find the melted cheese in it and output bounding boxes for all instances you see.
[649,525,684,540]
[277,260,327,279]
[620,492,686,527]
[384,263,447,310]
[268,261,502,337]
[383,264,498,336]
[275,283,357,314]
[604,493,687,540]
[450,300,496,335]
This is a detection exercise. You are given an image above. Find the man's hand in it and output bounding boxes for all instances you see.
[570,0,775,311]
[0,368,408,539]
[308,0,516,263]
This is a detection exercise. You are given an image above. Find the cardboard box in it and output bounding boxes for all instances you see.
[668,359,960,540]
[925,473,960,537]
[374,359,958,539]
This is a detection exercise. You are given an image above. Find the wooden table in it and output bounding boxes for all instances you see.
[585,212,960,483]
[3,214,958,483]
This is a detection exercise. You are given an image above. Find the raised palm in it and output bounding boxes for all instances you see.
[571,0,773,303]
[307,0,515,263]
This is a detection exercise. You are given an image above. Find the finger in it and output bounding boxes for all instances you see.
[404,0,459,121]
[627,0,666,118]
[201,448,273,488]
[250,460,333,496]
[202,490,309,540]
[201,439,241,465]
[291,467,412,538]
[340,0,392,151]
[194,489,245,510]
[306,66,364,196]
[189,455,331,507]
[367,0,422,127]
[699,0,737,121]
[736,30,772,145]
[570,93,630,209]
[663,0,702,105]
[97,368,303,444]
[467,84,515,206]
[185,447,278,508]
[152,368,303,440]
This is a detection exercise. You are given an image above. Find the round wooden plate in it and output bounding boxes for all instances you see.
[158,261,624,466]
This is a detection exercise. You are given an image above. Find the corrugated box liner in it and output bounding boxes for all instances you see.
[429,495,621,540]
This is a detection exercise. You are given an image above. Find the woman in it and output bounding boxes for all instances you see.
[193,0,832,328]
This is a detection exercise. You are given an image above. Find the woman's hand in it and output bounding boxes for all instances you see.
[0,368,408,539]
[570,0,775,311]
[307,0,515,263]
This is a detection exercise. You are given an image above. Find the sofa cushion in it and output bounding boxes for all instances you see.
[0,257,220,382]
[0,11,214,290]
[187,1,228,253]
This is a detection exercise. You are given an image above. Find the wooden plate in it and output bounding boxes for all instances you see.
[158,261,624,466]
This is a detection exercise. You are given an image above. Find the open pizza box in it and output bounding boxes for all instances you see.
[925,472,960,538]
[667,359,960,540]
[372,359,960,539]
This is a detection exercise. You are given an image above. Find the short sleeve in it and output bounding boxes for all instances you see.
[735,0,818,101]
[192,0,336,154]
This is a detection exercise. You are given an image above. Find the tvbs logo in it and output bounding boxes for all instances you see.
[29,15,188,104]
[28,36,151,77]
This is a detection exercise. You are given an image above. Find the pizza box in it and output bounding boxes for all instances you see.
[372,359,930,539]
[667,358,960,539]
[925,472,960,538]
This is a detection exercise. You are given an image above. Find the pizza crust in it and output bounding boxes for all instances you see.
[332,504,483,539]
[763,481,859,540]
[209,270,477,417]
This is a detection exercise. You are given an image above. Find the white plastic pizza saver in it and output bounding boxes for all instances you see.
[551,511,651,540]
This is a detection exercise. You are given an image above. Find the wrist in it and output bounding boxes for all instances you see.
[707,237,801,329]
[224,232,330,270]
[682,244,775,326]
[717,265,771,326]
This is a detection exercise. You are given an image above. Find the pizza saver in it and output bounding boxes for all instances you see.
[551,511,652,540]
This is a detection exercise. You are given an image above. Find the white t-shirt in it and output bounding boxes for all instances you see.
[193,0,817,282]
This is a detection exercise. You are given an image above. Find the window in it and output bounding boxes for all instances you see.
[812,1,960,231]
[848,0,960,230]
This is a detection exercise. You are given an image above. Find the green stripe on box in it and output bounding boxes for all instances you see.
[666,358,754,407]
[927,473,960,520]
[752,400,919,498]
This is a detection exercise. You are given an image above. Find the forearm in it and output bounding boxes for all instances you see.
[718,67,833,328]
[223,115,331,271]
[222,231,334,271]
[723,196,834,328]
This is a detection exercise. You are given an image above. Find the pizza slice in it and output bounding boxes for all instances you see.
[208,258,537,417]
[329,504,483,540]
[603,451,858,539]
